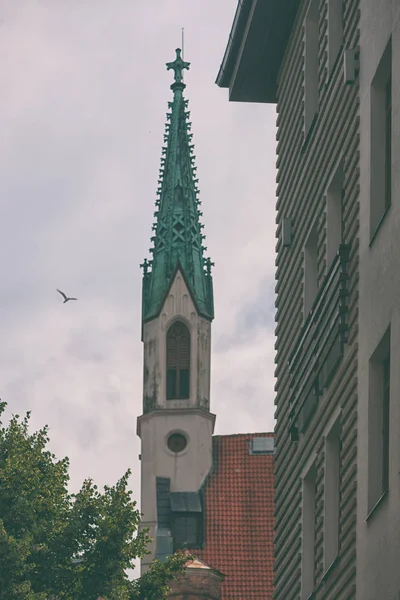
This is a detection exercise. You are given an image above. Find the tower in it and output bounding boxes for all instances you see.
[137,49,215,573]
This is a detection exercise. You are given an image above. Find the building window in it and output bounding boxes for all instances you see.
[302,463,316,599]
[324,419,341,570]
[368,327,391,513]
[327,0,343,75]
[382,356,390,493]
[166,321,190,399]
[304,223,318,315]
[172,515,200,550]
[326,162,344,267]
[170,491,202,550]
[384,76,392,211]
[304,0,319,135]
[370,38,392,240]
[167,432,187,454]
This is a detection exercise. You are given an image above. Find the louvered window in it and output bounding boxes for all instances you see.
[166,321,190,399]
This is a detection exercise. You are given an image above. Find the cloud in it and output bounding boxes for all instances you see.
[0,0,277,576]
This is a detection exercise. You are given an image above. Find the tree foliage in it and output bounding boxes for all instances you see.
[0,402,190,599]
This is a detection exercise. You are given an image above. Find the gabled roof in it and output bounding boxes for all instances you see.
[141,49,214,323]
[188,432,275,599]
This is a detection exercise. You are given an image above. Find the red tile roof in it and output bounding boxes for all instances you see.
[188,433,275,599]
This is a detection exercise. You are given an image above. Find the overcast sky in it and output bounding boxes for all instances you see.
[0,0,277,563]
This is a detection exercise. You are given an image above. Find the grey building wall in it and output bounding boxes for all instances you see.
[273,0,359,598]
[357,1,400,599]
[218,0,399,597]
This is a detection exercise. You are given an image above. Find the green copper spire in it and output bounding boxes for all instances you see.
[141,49,214,324]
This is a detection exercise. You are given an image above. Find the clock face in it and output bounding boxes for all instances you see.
[167,432,187,453]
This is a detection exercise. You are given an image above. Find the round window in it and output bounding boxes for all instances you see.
[167,432,187,453]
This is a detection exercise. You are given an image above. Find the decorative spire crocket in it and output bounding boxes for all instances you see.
[141,49,214,324]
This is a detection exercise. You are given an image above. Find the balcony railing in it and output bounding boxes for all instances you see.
[288,244,350,441]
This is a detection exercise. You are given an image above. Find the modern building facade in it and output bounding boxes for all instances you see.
[137,50,275,599]
[217,0,399,599]
[357,2,400,599]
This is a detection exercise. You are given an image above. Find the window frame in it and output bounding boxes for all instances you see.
[302,462,317,599]
[367,327,391,517]
[369,37,392,243]
[172,513,201,550]
[304,221,319,316]
[327,0,344,76]
[304,0,320,137]
[324,418,341,572]
[326,160,345,268]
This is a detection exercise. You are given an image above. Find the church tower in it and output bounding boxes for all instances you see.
[137,49,215,573]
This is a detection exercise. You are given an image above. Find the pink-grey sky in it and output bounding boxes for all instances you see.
[0,0,277,570]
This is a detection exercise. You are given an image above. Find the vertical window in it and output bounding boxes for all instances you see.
[304,0,319,135]
[302,464,316,599]
[370,38,392,239]
[382,356,390,493]
[304,223,318,315]
[173,515,199,550]
[384,76,392,211]
[368,327,391,513]
[166,321,190,400]
[324,419,341,570]
[327,0,343,74]
[326,162,344,266]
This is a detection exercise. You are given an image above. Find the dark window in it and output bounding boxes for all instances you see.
[167,433,187,453]
[324,419,341,570]
[173,515,199,549]
[166,321,190,399]
[370,38,391,240]
[385,76,392,210]
[368,327,391,513]
[382,356,390,493]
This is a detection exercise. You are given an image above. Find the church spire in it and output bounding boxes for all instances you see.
[141,49,214,325]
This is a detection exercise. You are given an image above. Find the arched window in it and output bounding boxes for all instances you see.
[166,321,190,399]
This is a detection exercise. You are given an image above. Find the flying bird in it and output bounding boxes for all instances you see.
[57,289,77,304]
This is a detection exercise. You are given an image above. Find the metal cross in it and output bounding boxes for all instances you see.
[166,48,190,84]
[140,258,151,275]
[204,257,215,275]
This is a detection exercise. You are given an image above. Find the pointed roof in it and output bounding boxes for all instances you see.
[141,49,214,324]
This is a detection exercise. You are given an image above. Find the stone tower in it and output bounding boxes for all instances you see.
[137,49,215,573]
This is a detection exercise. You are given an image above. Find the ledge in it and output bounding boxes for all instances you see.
[137,408,216,437]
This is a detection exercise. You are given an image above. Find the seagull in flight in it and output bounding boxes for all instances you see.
[57,289,77,304]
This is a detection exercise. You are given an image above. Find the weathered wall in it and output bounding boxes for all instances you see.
[138,268,214,573]
[138,409,214,572]
[142,269,211,413]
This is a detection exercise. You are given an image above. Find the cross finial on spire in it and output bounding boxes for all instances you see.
[166,48,190,89]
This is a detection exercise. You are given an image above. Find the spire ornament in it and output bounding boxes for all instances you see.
[166,48,190,89]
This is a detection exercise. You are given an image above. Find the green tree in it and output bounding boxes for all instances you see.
[0,402,190,599]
